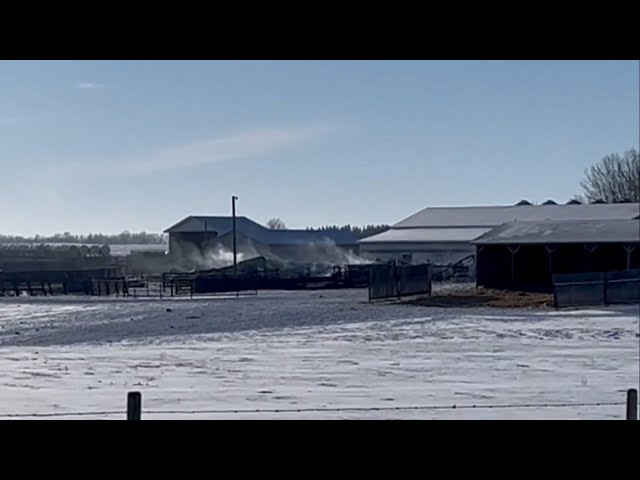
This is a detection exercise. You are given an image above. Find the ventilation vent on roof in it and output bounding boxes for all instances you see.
[542,200,557,205]
[591,199,606,204]
[515,200,532,206]
[566,199,582,205]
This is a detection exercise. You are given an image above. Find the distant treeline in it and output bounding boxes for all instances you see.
[306,224,390,239]
[0,225,389,244]
[0,231,167,245]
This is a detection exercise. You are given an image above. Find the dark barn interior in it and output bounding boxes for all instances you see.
[474,219,640,293]
[476,243,640,293]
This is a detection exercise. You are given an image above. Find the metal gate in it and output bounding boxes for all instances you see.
[369,263,431,301]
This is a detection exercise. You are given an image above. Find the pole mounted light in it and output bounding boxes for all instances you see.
[231,195,238,271]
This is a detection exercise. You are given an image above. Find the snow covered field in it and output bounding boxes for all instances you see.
[0,290,637,419]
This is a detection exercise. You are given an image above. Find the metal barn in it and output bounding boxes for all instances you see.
[473,219,640,293]
[359,203,640,269]
[163,215,359,269]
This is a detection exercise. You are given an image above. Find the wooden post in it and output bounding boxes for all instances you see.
[624,245,635,270]
[508,246,520,285]
[545,245,556,274]
[584,244,598,272]
[127,391,142,420]
[627,389,638,420]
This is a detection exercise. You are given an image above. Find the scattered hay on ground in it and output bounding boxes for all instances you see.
[403,287,553,309]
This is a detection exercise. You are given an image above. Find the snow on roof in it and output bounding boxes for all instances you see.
[360,227,491,244]
[393,203,640,228]
[473,219,640,245]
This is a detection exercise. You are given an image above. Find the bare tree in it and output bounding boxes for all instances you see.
[266,218,287,230]
[579,148,640,203]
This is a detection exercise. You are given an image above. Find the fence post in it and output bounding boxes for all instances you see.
[127,391,142,420]
[627,389,638,420]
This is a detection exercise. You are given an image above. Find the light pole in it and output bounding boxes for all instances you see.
[231,195,238,271]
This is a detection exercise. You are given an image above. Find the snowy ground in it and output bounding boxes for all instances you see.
[0,289,637,419]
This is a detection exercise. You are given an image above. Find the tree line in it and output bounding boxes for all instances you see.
[266,218,389,239]
[0,231,167,245]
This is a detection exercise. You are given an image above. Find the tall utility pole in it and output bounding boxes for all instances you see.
[231,195,238,271]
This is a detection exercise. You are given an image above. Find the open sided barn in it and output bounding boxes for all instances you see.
[473,219,640,293]
[359,202,640,268]
[164,215,359,270]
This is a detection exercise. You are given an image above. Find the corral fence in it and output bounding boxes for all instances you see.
[368,263,432,301]
[553,269,640,308]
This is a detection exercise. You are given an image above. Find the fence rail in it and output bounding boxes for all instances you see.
[553,269,640,308]
[1,389,636,420]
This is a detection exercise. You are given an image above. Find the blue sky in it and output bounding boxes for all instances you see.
[1,60,638,236]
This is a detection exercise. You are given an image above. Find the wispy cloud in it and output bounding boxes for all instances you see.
[52,124,335,179]
[77,82,106,90]
[126,125,332,176]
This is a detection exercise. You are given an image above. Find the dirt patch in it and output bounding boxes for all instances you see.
[403,287,553,309]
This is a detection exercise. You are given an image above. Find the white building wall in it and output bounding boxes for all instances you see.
[360,242,475,265]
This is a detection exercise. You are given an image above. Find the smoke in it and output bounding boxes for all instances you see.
[166,236,372,274]
[168,240,262,272]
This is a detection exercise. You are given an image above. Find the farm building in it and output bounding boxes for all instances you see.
[359,202,640,269]
[473,219,640,293]
[164,215,359,270]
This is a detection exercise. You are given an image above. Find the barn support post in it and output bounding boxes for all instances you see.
[508,246,520,286]
[545,245,556,274]
[583,244,598,272]
[623,245,635,270]
[475,246,484,289]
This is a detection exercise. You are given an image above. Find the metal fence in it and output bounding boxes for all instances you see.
[369,263,431,301]
[553,269,640,308]
[2,389,636,420]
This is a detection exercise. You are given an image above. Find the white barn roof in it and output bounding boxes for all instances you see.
[361,203,640,245]
[360,227,491,244]
[473,219,640,245]
[393,203,640,228]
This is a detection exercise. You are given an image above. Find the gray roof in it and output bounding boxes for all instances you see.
[393,204,640,228]
[360,227,491,244]
[165,216,358,246]
[473,219,640,245]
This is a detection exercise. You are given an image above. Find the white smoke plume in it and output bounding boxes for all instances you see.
[167,236,372,274]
